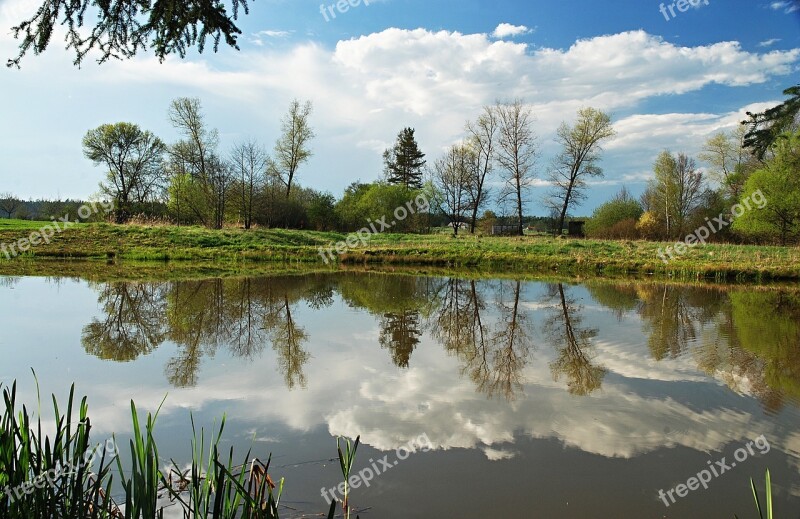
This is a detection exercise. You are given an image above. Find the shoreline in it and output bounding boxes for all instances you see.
[0,222,798,282]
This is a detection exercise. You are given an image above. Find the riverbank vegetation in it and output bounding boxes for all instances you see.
[0,220,799,281]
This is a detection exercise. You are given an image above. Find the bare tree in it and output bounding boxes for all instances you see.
[271,99,315,199]
[168,97,227,228]
[0,193,22,219]
[643,151,705,239]
[547,107,615,235]
[465,106,498,233]
[496,100,538,236]
[229,140,268,229]
[433,143,474,235]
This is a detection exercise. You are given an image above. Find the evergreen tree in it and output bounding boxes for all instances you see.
[383,128,426,189]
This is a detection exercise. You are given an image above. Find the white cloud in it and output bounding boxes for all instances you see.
[759,38,782,48]
[1,20,798,205]
[770,1,800,13]
[250,30,292,46]
[492,23,533,39]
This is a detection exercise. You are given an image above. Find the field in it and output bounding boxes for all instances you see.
[0,219,799,281]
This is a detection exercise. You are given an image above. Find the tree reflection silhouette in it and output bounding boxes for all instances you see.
[82,282,168,361]
[543,283,605,396]
[79,274,800,408]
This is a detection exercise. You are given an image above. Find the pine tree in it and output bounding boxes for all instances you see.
[383,128,426,189]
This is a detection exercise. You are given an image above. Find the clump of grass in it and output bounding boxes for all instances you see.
[0,377,364,518]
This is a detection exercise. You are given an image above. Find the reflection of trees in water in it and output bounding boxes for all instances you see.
[431,278,532,400]
[636,285,720,360]
[83,276,322,388]
[379,311,421,368]
[82,282,168,362]
[263,294,309,389]
[0,277,21,289]
[543,283,605,396]
[338,273,436,370]
[590,282,800,412]
[714,290,800,412]
[79,273,800,408]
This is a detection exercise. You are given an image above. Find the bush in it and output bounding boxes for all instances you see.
[586,196,644,239]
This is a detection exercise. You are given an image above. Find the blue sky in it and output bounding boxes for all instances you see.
[1,0,799,215]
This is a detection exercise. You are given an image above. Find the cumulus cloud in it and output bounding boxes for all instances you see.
[1,14,799,204]
[492,23,533,39]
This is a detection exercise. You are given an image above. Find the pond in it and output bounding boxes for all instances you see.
[1,271,799,517]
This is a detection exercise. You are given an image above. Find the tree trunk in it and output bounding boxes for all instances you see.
[516,176,524,236]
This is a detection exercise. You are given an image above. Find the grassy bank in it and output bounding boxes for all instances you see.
[1,219,799,281]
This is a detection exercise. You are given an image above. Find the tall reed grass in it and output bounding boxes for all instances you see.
[0,377,355,518]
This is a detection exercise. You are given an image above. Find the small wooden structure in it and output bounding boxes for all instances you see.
[568,221,586,237]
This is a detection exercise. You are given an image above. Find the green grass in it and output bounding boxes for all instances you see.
[0,376,355,518]
[0,219,799,281]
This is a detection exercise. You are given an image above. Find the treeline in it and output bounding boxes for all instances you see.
[3,85,799,245]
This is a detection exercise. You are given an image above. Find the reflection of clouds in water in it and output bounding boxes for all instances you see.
[20,322,786,465]
[4,277,798,476]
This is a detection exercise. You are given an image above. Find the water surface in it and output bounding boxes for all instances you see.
[1,272,799,517]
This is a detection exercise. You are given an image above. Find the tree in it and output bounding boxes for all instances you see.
[642,151,705,239]
[465,107,498,233]
[82,122,166,223]
[0,194,22,219]
[432,143,473,236]
[546,108,615,234]
[733,131,800,245]
[9,0,251,68]
[167,97,227,228]
[585,188,643,239]
[743,84,800,160]
[229,140,268,229]
[271,99,315,199]
[699,127,758,200]
[383,128,426,190]
[496,100,538,236]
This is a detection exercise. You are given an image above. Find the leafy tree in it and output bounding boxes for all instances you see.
[465,107,498,233]
[743,84,800,160]
[699,127,758,200]
[495,99,538,236]
[82,122,166,223]
[546,107,615,235]
[432,143,473,235]
[0,194,22,219]
[306,191,337,231]
[383,128,426,190]
[9,0,251,67]
[641,151,705,239]
[585,188,643,239]
[733,131,800,245]
[270,99,315,199]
